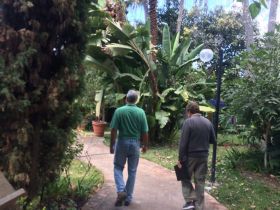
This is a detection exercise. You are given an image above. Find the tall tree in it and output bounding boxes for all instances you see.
[242,0,254,49]
[204,0,208,12]
[158,0,180,35]
[183,8,246,69]
[0,0,90,199]
[268,0,279,32]
[149,0,158,46]
[176,0,185,33]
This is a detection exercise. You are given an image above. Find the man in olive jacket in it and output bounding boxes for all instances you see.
[178,101,216,210]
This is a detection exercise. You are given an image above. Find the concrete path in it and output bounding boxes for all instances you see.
[80,134,227,210]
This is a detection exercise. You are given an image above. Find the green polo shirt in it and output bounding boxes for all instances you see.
[110,104,148,139]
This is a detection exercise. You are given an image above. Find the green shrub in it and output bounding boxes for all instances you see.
[0,0,91,200]
[18,160,103,210]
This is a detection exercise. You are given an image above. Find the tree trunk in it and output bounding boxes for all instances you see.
[28,120,41,198]
[149,0,158,46]
[148,0,159,143]
[176,0,185,33]
[263,122,271,169]
[148,0,158,96]
[268,0,279,33]
[204,0,208,12]
[242,0,254,49]
[115,0,126,23]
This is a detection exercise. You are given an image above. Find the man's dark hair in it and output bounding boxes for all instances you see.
[126,90,138,104]
[186,101,200,114]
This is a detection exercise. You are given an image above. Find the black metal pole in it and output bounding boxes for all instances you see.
[211,47,223,183]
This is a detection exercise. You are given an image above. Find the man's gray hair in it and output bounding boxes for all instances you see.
[126,90,138,104]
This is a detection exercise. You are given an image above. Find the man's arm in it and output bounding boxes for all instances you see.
[110,128,117,154]
[209,124,216,144]
[178,120,190,162]
[141,132,148,153]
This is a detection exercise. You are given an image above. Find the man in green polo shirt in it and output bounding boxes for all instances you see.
[110,90,149,207]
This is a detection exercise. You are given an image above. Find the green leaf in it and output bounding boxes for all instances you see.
[115,93,126,101]
[95,89,104,118]
[98,0,106,8]
[259,0,268,8]
[249,2,261,19]
[140,92,151,97]
[157,88,175,103]
[174,86,183,95]
[180,90,189,102]
[178,57,199,71]
[106,19,130,42]
[161,88,175,98]
[106,44,133,56]
[115,73,142,81]
[171,32,180,58]
[170,38,191,65]
[163,105,177,111]
[172,39,191,65]
[184,43,204,61]
[162,25,172,61]
[155,110,171,128]
[84,55,113,73]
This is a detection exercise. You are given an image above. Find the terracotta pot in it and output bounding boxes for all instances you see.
[92,121,107,137]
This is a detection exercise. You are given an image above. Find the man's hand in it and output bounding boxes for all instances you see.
[110,145,114,154]
[141,145,147,153]
[110,128,117,154]
[177,161,182,169]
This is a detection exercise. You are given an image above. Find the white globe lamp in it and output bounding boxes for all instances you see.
[199,49,214,63]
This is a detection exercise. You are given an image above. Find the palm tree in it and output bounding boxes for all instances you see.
[268,0,279,32]
[203,0,208,12]
[176,0,185,33]
[149,0,158,46]
[242,0,254,49]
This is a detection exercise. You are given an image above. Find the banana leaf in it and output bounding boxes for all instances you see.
[115,72,142,82]
[162,25,171,61]
[106,44,133,56]
[155,110,171,128]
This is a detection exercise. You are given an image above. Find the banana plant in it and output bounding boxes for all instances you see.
[160,24,204,85]
[85,5,211,142]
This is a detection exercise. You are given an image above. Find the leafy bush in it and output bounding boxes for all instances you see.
[19,160,103,210]
[0,0,91,200]
[224,29,280,171]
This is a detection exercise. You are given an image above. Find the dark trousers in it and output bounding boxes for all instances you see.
[181,157,208,210]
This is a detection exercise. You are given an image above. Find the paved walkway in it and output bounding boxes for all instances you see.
[80,134,227,210]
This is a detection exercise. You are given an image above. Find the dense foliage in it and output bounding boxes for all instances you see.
[0,0,90,199]
[86,4,215,143]
[224,29,280,171]
[183,7,246,70]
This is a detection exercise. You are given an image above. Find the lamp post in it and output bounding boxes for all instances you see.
[200,47,224,183]
[210,47,224,183]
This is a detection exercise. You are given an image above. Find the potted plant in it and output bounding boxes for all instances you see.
[92,89,107,137]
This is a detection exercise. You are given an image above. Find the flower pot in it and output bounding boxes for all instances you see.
[92,121,107,137]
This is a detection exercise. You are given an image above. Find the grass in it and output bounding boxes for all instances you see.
[141,145,178,170]
[66,159,104,194]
